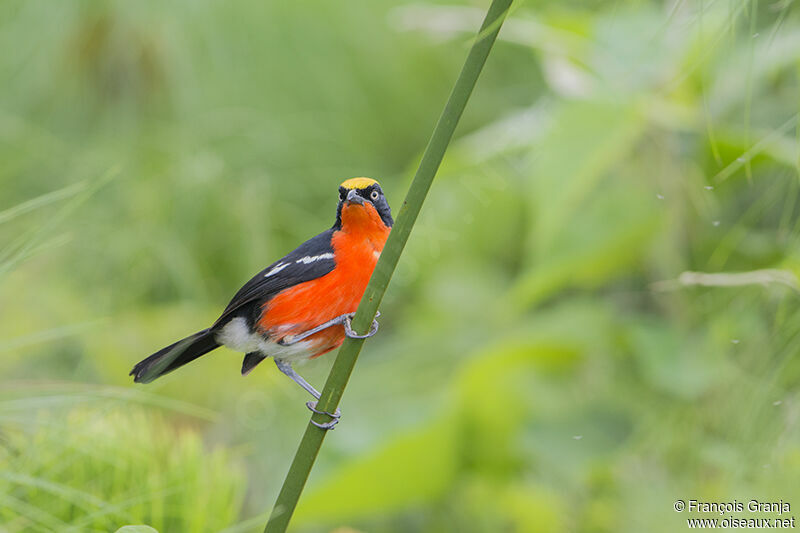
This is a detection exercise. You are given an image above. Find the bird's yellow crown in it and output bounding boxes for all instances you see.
[340,177,378,189]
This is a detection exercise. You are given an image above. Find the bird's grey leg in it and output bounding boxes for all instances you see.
[274,359,340,430]
[277,315,348,346]
[274,358,321,398]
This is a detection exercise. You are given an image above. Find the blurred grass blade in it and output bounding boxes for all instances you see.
[263,0,513,531]
[0,383,218,421]
[0,166,119,278]
[651,269,799,292]
[0,320,104,353]
[0,180,88,225]
[0,471,108,512]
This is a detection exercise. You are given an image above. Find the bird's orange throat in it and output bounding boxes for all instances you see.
[339,202,390,247]
[331,203,391,284]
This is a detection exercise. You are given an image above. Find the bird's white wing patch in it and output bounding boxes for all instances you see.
[264,262,289,277]
[296,253,334,265]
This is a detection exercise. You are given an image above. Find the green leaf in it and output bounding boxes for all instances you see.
[115,527,159,533]
[515,172,660,307]
[294,416,459,524]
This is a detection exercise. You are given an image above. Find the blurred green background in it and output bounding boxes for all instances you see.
[2,0,800,531]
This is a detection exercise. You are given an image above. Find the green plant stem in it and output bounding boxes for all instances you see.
[264,1,512,531]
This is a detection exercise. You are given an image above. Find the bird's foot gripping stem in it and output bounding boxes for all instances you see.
[342,312,380,339]
[306,401,341,430]
[278,311,380,346]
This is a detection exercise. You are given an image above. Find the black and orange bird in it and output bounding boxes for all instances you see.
[130,177,392,429]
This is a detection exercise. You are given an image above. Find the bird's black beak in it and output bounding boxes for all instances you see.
[345,189,365,205]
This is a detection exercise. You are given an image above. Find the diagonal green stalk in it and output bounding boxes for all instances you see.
[264,1,512,531]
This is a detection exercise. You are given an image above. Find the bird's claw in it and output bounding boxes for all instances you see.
[306,401,341,430]
[343,311,380,339]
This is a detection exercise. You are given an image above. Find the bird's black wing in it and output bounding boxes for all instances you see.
[213,228,337,327]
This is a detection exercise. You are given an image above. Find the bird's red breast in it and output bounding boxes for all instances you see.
[257,200,391,358]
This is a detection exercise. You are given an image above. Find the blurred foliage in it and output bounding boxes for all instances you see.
[0,404,243,532]
[2,0,800,532]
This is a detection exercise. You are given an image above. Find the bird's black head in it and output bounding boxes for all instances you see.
[334,177,393,229]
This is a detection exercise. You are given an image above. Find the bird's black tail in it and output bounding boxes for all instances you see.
[130,329,219,383]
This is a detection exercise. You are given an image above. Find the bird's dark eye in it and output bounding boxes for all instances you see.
[370,190,379,201]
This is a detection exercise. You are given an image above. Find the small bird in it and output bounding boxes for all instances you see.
[130,177,392,429]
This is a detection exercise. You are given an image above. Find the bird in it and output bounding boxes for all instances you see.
[130,177,393,429]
